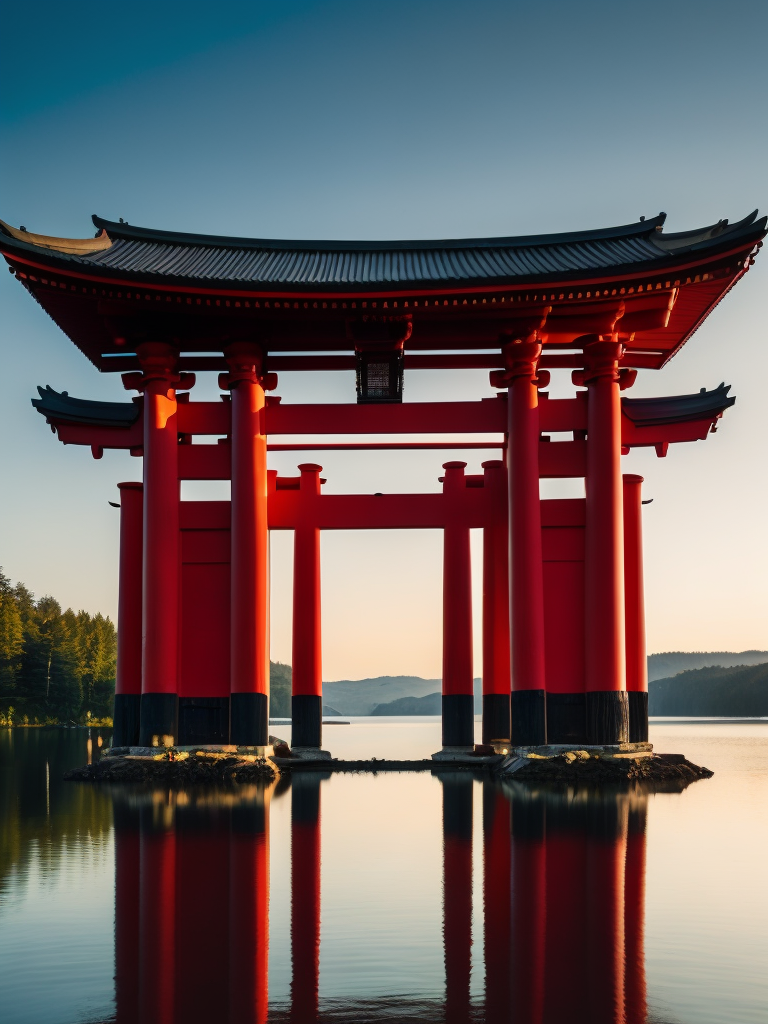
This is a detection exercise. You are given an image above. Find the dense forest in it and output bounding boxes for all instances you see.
[0,569,117,725]
[0,568,296,725]
[649,662,768,717]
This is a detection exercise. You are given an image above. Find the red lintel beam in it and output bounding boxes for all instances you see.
[268,490,488,531]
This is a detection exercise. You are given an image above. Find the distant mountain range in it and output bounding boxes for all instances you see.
[269,652,768,717]
[647,651,768,681]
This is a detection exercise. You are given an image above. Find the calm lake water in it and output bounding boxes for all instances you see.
[1,719,767,1024]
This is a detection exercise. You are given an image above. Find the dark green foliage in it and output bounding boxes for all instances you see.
[0,568,116,724]
[649,662,768,716]
[269,660,292,718]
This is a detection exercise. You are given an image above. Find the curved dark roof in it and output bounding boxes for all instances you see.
[35,382,734,432]
[621,383,735,427]
[31,385,140,428]
[1,211,764,291]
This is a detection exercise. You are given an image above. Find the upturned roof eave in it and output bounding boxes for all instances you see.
[1,229,761,297]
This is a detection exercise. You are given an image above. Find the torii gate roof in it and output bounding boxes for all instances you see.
[1,210,764,373]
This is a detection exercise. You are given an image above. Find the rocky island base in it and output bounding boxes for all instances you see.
[64,748,277,784]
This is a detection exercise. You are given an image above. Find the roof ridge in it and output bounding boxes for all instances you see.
[91,212,669,253]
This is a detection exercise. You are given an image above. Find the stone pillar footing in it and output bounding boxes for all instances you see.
[289,747,333,761]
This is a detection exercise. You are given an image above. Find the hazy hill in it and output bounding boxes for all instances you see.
[649,662,768,716]
[324,676,441,715]
[370,692,442,716]
[647,651,768,681]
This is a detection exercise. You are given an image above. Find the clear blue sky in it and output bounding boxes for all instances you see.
[1,0,766,677]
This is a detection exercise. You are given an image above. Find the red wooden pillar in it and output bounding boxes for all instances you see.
[623,474,649,742]
[138,804,176,1024]
[441,773,473,1024]
[292,464,323,749]
[221,343,270,747]
[583,337,629,744]
[506,338,547,746]
[114,481,143,747]
[482,460,511,745]
[124,343,193,747]
[229,789,270,1024]
[441,462,475,750]
[291,774,322,1024]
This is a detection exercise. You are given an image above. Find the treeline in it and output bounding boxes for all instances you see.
[0,569,116,725]
[649,662,768,717]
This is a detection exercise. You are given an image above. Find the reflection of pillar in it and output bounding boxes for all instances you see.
[482,461,511,745]
[585,796,628,1024]
[224,343,270,746]
[543,810,588,1022]
[138,803,176,1024]
[114,481,143,747]
[583,338,629,744]
[127,342,192,746]
[175,814,230,1020]
[114,800,141,1024]
[230,792,270,1024]
[623,474,648,743]
[292,465,323,749]
[442,462,475,749]
[624,800,648,1024]
[291,774,322,1024]
[507,339,547,746]
[441,774,473,1024]
[482,782,511,1021]
[510,791,545,1024]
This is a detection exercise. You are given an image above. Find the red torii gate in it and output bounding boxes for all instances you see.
[1,209,763,754]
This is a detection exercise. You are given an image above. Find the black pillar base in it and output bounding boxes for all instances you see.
[230,692,269,747]
[481,694,511,745]
[586,690,629,745]
[628,691,649,743]
[179,697,230,745]
[291,694,322,748]
[442,694,475,748]
[546,693,587,745]
[138,693,178,747]
[112,693,141,747]
[511,689,547,746]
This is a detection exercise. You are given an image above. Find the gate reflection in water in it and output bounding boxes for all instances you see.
[112,776,647,1024]
[113,782,273,1024]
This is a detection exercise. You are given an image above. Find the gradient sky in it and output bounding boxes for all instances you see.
[1,0,766,679]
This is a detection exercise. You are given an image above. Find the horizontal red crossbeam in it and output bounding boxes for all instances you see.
[177,494,587,534]
[266,441,505,452]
